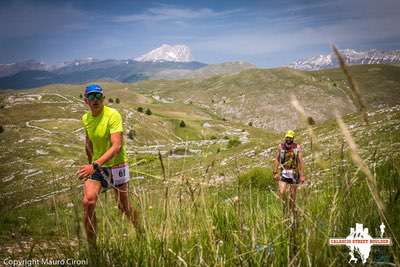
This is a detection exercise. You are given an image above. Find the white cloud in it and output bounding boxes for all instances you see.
[190,0,400,57]
[112,5,242,23]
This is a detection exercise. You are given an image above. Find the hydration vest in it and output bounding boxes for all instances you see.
[279,143,299,170]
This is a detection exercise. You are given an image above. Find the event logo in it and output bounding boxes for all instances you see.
[329,223,391,263]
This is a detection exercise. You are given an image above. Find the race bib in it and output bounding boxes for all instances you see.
[111,163,130,186]
[282,169,295,180]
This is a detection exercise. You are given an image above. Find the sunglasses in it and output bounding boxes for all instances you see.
[86,93,103,101]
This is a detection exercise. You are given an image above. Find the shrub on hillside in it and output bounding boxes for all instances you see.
[145,108,152,115]
[307,116,316,125]
[179,120,186,127]
[116,98,120,104]
[137,107,144,113]
[0,125,4,134]
[109,98,114,103]
[227,136,241,148]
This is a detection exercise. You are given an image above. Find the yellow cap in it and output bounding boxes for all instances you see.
[285,130,295,138]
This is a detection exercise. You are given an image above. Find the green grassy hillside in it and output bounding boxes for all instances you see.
[0,65,399,265]
[132,64,400,131]
[151,61,256,80]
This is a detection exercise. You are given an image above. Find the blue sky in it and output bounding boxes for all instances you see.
[0,0,399,67]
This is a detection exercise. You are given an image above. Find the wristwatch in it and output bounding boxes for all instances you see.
[92,162,101,170]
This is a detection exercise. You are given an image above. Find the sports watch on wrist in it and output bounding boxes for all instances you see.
[92,162,101,170]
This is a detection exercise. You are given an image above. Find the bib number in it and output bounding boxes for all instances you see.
[282,169,295,180]
[111,163,130,186]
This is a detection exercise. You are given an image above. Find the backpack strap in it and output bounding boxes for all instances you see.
[279,143,285,164]
[293,143,298,161]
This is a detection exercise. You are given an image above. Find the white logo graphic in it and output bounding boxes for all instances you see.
[329,223,391,264]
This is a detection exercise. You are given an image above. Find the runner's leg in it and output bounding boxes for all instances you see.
[114,183,140,230]
[83,179,102,246]
[278,181,288,215]
[278,180,287,196]
[278,180,287,201]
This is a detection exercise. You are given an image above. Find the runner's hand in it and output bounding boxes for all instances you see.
[77,164,94,179]
[300,175,305,184]
[274,174,280,182]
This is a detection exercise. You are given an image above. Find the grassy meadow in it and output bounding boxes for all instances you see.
[0,66,399,266]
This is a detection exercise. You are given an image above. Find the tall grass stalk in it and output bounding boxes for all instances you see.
[335,113,399,265]
[290,94,317,195]
[158,150,169,258]
[332,45,369,125]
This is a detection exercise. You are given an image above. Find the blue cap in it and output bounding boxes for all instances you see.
[85,84,103,95]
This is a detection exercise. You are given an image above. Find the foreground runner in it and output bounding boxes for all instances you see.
[273,130,305,213]
[77,84,139,247]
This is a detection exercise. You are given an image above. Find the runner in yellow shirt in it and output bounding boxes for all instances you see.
[77,84,140,247]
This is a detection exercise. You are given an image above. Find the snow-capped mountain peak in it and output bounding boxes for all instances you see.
[135,44,192,62]
[289,49,400,71]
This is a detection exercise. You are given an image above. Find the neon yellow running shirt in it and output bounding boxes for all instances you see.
[82,106,127,167]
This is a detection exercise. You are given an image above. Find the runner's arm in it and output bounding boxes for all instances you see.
[77,132,94,179]
[94,132,123,166]
[85,132,93,163]
[273,146,281,179]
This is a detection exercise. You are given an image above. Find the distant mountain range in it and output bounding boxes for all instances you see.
[289,49,400,70]
[0,44,260,89]
[0,59,206,89]
[1,46,400,89]
[0,60,50,78]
